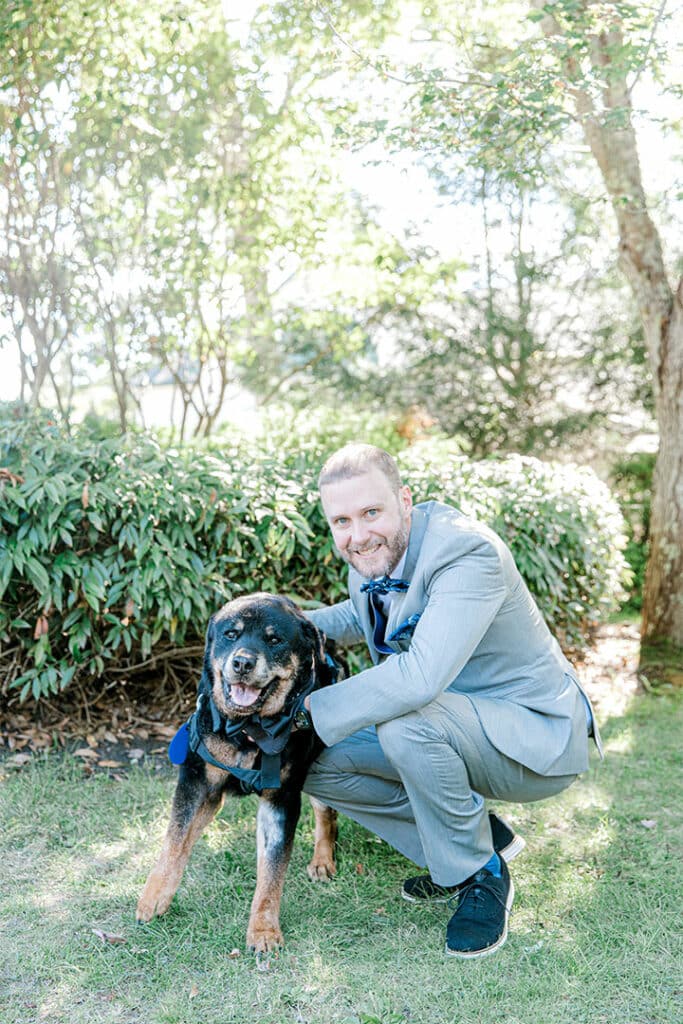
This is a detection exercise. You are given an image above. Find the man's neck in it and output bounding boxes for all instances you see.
[381,548,408,581]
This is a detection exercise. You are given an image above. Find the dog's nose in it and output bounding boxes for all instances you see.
[231,651,256,675]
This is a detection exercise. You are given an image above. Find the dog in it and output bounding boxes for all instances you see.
[136,593,339,953]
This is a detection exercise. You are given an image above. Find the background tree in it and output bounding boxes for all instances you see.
[0,0,404,433]
[529,0,682,653]
[319,0,681,655]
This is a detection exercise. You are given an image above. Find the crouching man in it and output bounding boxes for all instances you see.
[295,443,601,958]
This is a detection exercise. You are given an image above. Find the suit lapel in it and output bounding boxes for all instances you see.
[385,504,431,636]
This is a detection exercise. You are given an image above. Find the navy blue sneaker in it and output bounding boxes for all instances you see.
[445,856,514,959]
[401,813,524,903]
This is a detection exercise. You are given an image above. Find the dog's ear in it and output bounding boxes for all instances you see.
[299,615,327,670]
[299,616,344,688]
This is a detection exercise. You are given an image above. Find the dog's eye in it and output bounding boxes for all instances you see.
[224,629,239,641]
[267,635,282,646]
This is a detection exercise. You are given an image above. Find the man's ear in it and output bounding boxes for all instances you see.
[400,484,413,516]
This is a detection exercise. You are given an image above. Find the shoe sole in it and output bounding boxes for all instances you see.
[400,833,525,905]
[444,878,515,960]
[498,834,526,863]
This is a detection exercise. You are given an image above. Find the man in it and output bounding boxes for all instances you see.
[297,443,602,959]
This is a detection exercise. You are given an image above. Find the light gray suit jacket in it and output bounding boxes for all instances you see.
[308,501,603,777]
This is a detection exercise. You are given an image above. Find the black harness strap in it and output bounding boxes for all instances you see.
[187,708,281,792]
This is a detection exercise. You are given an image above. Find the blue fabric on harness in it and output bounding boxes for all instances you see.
[169,722,191,765]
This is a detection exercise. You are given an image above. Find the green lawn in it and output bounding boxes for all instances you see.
[1,689,682,1024]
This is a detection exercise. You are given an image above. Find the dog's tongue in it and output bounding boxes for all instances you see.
[230,683,262,708]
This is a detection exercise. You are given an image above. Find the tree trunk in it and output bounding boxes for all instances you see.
[534,3,683,652]
[641,288,683,644]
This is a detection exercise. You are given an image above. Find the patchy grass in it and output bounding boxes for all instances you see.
[1,689,682,1024]
[639,639,683,691]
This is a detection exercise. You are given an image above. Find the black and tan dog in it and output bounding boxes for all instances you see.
[136,593,338,953]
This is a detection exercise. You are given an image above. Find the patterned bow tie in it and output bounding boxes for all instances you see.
[360,576,410,595]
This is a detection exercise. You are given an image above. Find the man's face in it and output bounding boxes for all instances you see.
[320,467,413,579]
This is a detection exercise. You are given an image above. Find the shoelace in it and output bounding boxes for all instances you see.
[447,873,510,915]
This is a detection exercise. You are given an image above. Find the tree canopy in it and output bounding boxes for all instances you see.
[1,0,682,653]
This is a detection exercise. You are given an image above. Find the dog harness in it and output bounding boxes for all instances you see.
[168,654,338,794]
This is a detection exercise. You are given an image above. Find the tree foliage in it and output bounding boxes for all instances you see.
[315,0,682,648]
[1,404,628,705]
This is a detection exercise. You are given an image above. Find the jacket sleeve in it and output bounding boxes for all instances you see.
[305,599,365,647]
[309,538,506,746]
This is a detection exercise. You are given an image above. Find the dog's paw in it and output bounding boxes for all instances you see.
[136,875,174,922]
[247,923,284,954]
[306,855,336,881]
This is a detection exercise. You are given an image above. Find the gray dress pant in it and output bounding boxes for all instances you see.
[303,692,578,885]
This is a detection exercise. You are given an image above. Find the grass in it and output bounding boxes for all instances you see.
[1,689,682,1024]
[639,639,683,691]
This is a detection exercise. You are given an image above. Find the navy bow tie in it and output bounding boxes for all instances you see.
[360,576,409,595]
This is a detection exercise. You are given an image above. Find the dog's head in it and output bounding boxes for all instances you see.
[202,593,326,720]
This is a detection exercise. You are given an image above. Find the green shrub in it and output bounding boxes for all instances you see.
[247,404,408,470]
[398,440,630,644]
[0,408,320,702]
[610,451,654,613]
[1,407,629,707]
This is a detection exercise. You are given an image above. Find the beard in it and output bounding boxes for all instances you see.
[340,519,411,580]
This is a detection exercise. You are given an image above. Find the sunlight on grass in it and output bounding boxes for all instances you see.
[602,724,635,755]
[301,953,346,994]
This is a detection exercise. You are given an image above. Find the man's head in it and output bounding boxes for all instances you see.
[318,443,412,579]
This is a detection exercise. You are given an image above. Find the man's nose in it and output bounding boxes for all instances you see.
[349,519,371,547]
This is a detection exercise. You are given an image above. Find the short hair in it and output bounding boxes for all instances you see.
[317,443,403,493]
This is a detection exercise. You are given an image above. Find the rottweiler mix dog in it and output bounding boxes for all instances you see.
[136,593,338,953]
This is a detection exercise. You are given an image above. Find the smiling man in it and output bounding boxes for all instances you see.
[298,443,602,959]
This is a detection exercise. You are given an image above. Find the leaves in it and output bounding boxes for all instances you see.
[398,441,629,643]
[1,409,628,707]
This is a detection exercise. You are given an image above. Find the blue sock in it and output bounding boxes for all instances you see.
[482,852,502,877]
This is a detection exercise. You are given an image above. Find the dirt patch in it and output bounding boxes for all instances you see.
[573,621,642,719]
[0,678,196,773]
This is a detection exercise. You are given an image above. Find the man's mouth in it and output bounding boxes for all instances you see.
[351,542,384,557]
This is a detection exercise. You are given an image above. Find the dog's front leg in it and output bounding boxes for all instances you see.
[137,766,224,923]
[246,792,300,953]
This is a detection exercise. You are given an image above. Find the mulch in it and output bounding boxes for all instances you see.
[0,674,196,775]
[0,622,645,776]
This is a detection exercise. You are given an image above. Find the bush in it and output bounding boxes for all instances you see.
[1,407,629,707]
[398,440,630,644]
[610,451,654,613]
[0,407,322,702]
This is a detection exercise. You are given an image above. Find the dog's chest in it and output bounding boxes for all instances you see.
[204,733,259,772]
